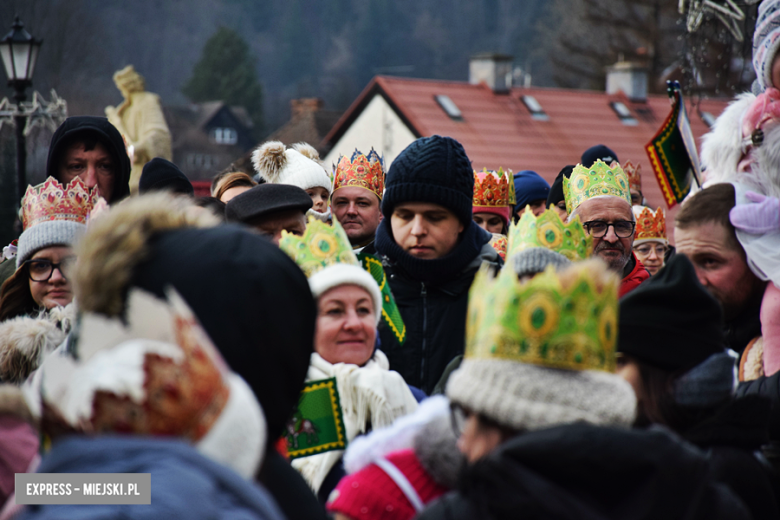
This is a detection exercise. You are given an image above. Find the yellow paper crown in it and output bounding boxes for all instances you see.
[507,208,593,262]
[21,177,101,230]
[278,217,358,277]
[465,260,620,373]
[563,160,631,214]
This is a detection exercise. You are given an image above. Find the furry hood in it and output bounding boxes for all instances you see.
[700,92,755,186]
[0,303,75,384]
[74,193,219,319]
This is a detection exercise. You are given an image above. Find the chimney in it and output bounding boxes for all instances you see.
[291,98,323,118]
[606,61,648,101]
[469,54,513,93]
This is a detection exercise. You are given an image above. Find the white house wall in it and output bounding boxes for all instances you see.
[324,94,417,171]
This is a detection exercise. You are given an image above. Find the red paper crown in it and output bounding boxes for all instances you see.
[633,206,666,242]
[21,177,101,231]
[621,160,642,194]
[488,233,508,261]
[473,169,511,208]
[332,149,385,200]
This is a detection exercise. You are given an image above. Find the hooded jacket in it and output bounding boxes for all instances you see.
[46,116,131,203]
[376,221,501,394]
[17,436,284,520]
[417,423,752,520]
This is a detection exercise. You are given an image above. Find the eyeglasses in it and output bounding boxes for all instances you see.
[582,220,636,238]
[23,257,75,282]
[634,244,667,257]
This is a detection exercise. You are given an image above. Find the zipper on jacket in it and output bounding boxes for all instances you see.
[420,282,427,386]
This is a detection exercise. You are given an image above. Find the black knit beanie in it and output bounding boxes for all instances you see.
[581,144,619,168]
[618,254,726,371]
[382,135,473,224]
[546,165,574,207]
[139,158,194,196]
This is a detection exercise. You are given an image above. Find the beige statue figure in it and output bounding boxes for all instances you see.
[105,65,172,194]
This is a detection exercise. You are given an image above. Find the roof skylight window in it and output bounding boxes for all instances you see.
[521,95,549,121]
[610,101,638,126]
[435,95,463,120]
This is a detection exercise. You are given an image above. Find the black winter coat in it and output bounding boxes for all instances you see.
[416,423,753,520]
[379,242,501,394]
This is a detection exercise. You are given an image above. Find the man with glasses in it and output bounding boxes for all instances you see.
[563,160,649,297]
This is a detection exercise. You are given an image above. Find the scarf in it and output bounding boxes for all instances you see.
[374,220,490,285]
[291,350,418,492]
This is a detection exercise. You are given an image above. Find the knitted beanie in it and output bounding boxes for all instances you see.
[618,254,726,372]
[546,165,574,207]
[581,144,619,168]
[252,141,332,194]
[383,136,474,224]
[327,449,448,520]
[138,157,194,196]
[511,247,571,279]
[753,0,780,92]
[513,170,550,214]
[309,263,382,324]
[472,205,510,227]
[16,221,86,268]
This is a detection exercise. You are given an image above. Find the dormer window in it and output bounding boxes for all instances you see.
[212,127,238,145]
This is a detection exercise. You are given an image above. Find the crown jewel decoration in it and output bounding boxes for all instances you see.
[279,217,358,277]
[507,208,593,262]
[332,149,385,200]
[563,160,631,214]
[489,233,508,261]
[21,177,101,230]
[473,168,513,208]
[633,206,666,243]
[465,263,620,373]
[620,160,642,194]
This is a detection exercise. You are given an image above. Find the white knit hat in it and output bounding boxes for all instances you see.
[754,0,780,92]
[17,220,86,268]
[309,263,382,324]
[252,141,332,194]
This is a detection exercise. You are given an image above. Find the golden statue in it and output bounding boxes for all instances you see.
[105,65,172,194]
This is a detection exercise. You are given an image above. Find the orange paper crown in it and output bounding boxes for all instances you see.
[633,206,666,244]
[488,233,508,261]
[21,177,101,231]
[332,149,385,200]
[621,160,642,194]
[473,168,511,208]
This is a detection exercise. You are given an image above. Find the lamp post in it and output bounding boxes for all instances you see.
[0,16,42,205]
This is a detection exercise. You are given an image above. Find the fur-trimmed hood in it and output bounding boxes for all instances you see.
[701,92,755,186]
[0,303,75,384]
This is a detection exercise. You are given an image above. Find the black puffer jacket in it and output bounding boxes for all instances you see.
[417,423,753,520]
[377,222,501,394]
[46,116,131,203]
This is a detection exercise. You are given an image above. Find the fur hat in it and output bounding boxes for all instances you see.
[753,0,780,92]
[252,141,332,194]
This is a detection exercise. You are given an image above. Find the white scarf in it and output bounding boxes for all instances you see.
[291,350,418,492]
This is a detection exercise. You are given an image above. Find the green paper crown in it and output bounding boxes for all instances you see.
[465,261,620,373]
[279,218,358,277]
[507,208,593,262]
[563,160,631,214]
[503,168,516,206]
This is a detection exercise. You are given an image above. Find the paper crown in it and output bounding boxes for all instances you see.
[507,208,593,262]
[21,177,101,230]
[563,160,631,214]
[465,261,620,373]
[620,160,642,194]
[633,206,667,244]
[332,149,385,200]
[279,217,358,277]
[488,233,508,261]
[473,168,513,208]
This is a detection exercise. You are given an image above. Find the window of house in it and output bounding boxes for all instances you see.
[212,127,238,145]
[521,95,549,121]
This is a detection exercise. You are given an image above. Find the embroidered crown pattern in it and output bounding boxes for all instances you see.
[332,148,385,200]
[563,160,631,214]
[507,208,593,262]
[279,218,358,277]
[21,177,101,230]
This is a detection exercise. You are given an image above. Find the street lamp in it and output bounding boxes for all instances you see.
[0,16,42,205]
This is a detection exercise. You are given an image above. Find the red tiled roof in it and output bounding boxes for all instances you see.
[324,76,731,242]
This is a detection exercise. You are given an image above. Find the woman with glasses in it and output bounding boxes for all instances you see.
[0,177,99,383]
[631,206,668,276]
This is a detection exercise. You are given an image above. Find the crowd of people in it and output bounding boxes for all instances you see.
[4,4,780,519]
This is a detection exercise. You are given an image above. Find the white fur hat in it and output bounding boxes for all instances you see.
[308,263,382,324]
[252,141,332,194]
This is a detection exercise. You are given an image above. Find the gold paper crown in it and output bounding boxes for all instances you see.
[21,177,101,231]
[278,217,358,277]
[563,160,631,214]
[465,261,620,373]
[633,206,667,243]
[332,149,385,200]
[473,168,512,208]
[507,208,593,261]
[488,233,508,261]
[620,160,642,194]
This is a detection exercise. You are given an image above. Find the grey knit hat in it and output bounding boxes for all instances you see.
[16,220,86,268]
[511,247,571,278]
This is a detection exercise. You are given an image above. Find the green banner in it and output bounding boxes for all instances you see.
[357,252,406,344]
[284,378,347,460]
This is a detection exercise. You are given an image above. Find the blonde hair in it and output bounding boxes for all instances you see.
[213,172,257,201]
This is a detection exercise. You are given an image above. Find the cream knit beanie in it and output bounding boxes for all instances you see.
[252,141,332,194]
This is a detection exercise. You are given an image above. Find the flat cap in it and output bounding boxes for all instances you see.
[225,183,312,223]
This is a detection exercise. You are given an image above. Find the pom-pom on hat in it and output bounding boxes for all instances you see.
[251,140,332,194]
[383,136,474,225]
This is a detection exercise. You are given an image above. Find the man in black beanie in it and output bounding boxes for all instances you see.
[546,165,575,220]
[138,157,194,196]
[374,135,502,394]
[581,144,619,168]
